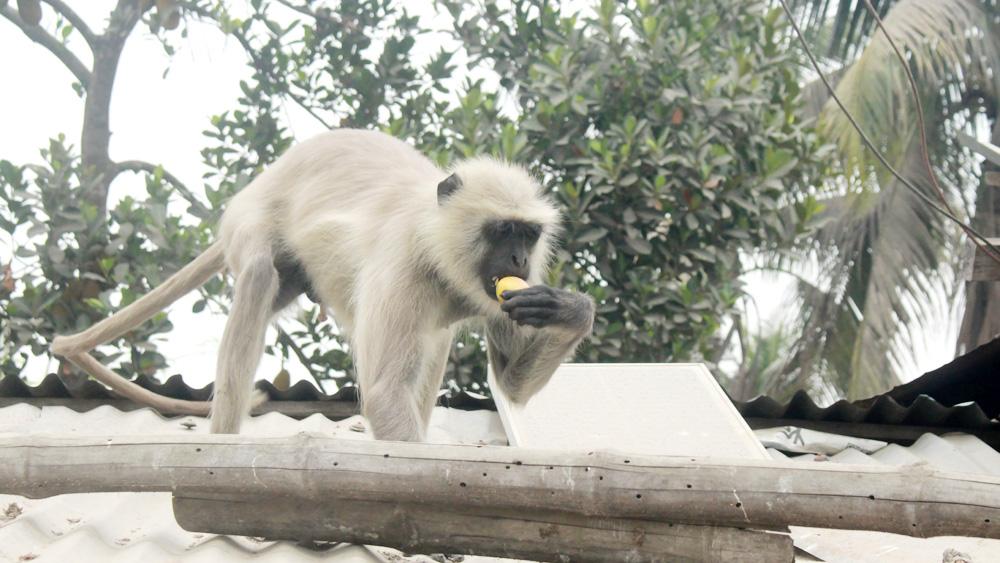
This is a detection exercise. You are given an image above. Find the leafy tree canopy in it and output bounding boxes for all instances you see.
[1,0,829,395]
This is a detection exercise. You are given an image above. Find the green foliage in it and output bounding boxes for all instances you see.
[434,0,827,378]
[1,137,213,378]
[1,0,828,394]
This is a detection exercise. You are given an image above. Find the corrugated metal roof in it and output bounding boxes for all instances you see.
[4,373,996,429]
[0,404,507,562]
[760,428,1000,476]
[2,493,381,563]
[756,426,1000,562]
[0,373,494,413]
[736,389,996,428]
[864,335,1000,419]
[0,372,493,405]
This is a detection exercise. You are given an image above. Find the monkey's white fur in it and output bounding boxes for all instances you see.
[52,129,590,440]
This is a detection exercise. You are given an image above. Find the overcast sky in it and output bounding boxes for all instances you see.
[0,1,958,393]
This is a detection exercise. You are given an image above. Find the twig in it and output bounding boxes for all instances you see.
[183,1,335,130]
[40,0,97,47]
[104,0,143,43]
[274,0,343,26]
[115,160,211,216]
[231,29,335,130]
[276,327,328,391]
[0,4,91,88]
[274,0,317,20]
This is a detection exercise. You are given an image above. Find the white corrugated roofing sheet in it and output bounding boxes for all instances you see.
[757,426,1000,562]
[0,404,510,563]
[758,427,1000,477]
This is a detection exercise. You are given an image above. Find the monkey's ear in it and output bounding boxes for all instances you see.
[437,173,462,204]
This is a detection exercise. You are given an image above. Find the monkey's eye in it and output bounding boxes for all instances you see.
[485,221,514,238]
[485,220,543,242]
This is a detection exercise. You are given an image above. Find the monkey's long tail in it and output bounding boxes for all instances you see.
[50,241,249,416]
[52,241,226,356]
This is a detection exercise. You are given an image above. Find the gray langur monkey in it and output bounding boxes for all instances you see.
[51,129,595,441]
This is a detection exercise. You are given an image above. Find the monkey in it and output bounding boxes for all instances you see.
[50,129,595,441]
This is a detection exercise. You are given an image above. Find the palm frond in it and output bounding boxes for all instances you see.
[783,0,998,398]
[822,0,999,163]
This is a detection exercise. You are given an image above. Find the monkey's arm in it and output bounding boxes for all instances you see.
[485,286,594,403]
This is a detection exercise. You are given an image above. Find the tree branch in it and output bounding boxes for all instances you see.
[274,0,342,25]
[104,0,143,42]
[40,0,97,47]
[0,4,91,89]
[115,160,211,216]
[228,27,335,130]
[183,2,335,130]
[277,327,328,391]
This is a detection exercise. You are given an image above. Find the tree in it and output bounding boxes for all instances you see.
[437,0,827,382]
[1,1,213,383]
[780,0,999,399]
[0,0,443,387]
[1,0,829,394]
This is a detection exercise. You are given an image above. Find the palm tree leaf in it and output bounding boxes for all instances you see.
[789,0,899,60]
[788,131,951,398]
[778,0,997,399]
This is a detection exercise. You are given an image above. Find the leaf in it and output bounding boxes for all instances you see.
[46,245,65,263]
[576,227,608,244]
[764,147,797,179]
[619,173,638,186]
[273,369,290,391]
[661,88,686,103]
[625,237,652,255]
[641,16,657,37]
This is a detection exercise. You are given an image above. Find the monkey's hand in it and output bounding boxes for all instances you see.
[500,286,595,335]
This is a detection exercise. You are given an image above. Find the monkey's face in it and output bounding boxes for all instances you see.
[427,160,561,309]
[477,220,543,299]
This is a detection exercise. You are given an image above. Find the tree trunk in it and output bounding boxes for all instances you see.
[175,496,792,563]
[957,116,1000,354]
[1,434,998,540]
[80,1,142,218]
[56,1,142,384]
[79,47,119,217]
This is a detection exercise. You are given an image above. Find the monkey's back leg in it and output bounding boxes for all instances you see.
[210,236,280,434]
[352,288,451,442]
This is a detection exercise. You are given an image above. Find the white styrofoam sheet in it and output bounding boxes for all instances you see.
[490,363,768,459]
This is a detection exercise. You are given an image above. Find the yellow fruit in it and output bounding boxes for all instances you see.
[495,276,529,303]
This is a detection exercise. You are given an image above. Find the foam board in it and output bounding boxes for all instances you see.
[489,363,768,459]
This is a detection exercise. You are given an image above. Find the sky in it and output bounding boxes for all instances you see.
[0,1,959,394]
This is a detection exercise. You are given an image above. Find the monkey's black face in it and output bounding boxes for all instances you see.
[478,220,543,299]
